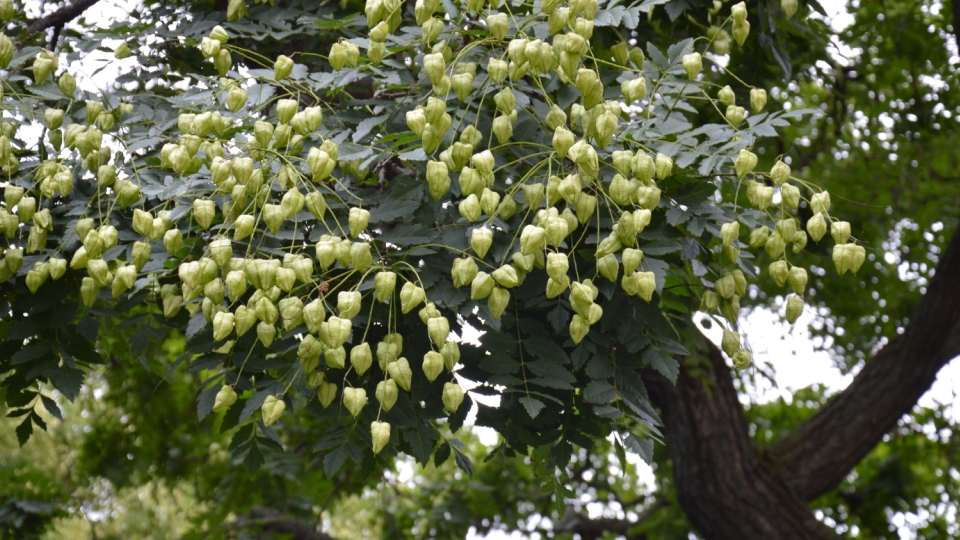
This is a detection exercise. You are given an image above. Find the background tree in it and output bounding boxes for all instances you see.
[1,0,959,538]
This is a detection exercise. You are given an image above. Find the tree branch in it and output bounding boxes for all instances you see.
[25,0,104,36]
[554,496,667,540]
[234,506,335,540]
[770,226,960,501]
[643,342,842,539]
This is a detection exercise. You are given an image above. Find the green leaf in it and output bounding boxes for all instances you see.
[519,395,545,419]
[16,416,33,447]
[377,224,437,245]
[584,380,617,404]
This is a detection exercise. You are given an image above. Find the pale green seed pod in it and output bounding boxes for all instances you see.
[317,382,337,408]
[492,115,512,144]
[788,266,807,295]
[344,387,366,417]
[212,385,238,413]
[471,227,493,258]
[782,0,798,17]
[487,58,508,83]
[320,316,352,348]
[399,281,426,314]
[226,86,248,113]
[735,148,757,179]
[682,52,702,79]
[831,221,851,244]
[721,328,740,357]
[832,243,865,275]
[635,273,657,302]
[699,290,720,312]
[655,153,673,180]
[458,194,482,221]
[441,341,460,370]
[732,348,752,370]
[491,265,519,288]
[546,252,569,282]
[811,192,831,215]
[227,0,248,21]
[785,295,804,324]
[345,207,369,238]
[387,357,413,391]
[325,345,347,369]
[374,271,397,302]
[276,99,298,124]
[442,382,464,412]
[471,271,495,300]
[750,88,767,112]
[422,350,445,382]
[622,77,646,104]
[807,213,828,243]
[274,55,294,80]
[721,221,740,247]
[718,85,736,106]
[488,287,510,319]
[375,379,398,412]
[733,19,750,47]
[569,314,589,344]
[726,105,746,126]
[337,290,362,319]
[452,257,479,288]
[781,183,800,209]
[214,49,232,76]
[597,253,619,282]
[303,299,326,333]
[766,231,786,259]
[768,260,789,288]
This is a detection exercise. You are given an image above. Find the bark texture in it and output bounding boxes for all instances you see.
[642,226,960,539]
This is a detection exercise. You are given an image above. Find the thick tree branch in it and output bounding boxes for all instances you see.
[25,0,104,36]
[771,226,960,501]
[643,342,842,539]
[554,497,667,540]
[953,0,960,48]
[234,506,335,540]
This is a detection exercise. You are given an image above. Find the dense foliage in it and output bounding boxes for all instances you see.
[2,0,958,537]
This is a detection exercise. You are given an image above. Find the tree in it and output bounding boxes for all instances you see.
[1,0,959,538]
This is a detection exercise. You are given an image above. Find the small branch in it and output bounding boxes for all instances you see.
[554,496,667,540]
[234,506,335,540]
[25,0,104,36]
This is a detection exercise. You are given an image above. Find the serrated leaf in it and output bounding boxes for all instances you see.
[324,442,349,476]
[452,444,473,477]
[243,442,264,475]
[370,195,421,223]
[643,347,680,384]
[40,395,62,421]
[403,424,438,464]
[519,395,545,418]
[16,416,33,447]
[584,380,617,404]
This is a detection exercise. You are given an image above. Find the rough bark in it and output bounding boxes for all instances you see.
[233,506,335,540]
[641,226,960,539]
[644,343,842,540]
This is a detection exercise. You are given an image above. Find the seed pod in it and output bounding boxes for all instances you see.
[831,221,851,244]
[733,19,750,46]
[720,221,740,247]
[732,348,752,369]
[334,290,360,320]
[700,290,720,312]
[211,311,234,341]
[492,265,519,288]
[763,261,788,289]
[780,183,800,210]
[750,88,767,112]
[595,234,622,258]
[653,153,673,180]
[193,199,216,229]
[399,281,426,314]
[721,328,740,357]
[212,386,238,413]
[80,277,100,307]
[427,316,450,347]
[419,350,444,382]
[479,189,500,217]
[776,219,797,242]
[832,243,866,275]
[387,357,413,391]
[423,52,445,84]
[569,314,590,344]
[735,148,758,179]
[718,85,736,106]
[765,230,786,258]
[313,381,336,408]
[681,52,702,79]
[226,86,247,113]
[470,271,495,300]
[442,382,464,413]
[457,194,481,222]
[811,192,831,215]
[323,345,346,369]
[213,49,232,76]
[782,0,798,17]
[546,252,568,282]
[806,213,828,243]
[345,207,369,238]
[376,380,398,412]
[621,77,646,104]
[272,54,295,80]
[320,316,352,348]
[130,241,151,271]
[448,257,477,289]
[492,115,512,144]
[785,295,804,324]
[163,229,183,255]
[488,287,510,319]
[518,224,545,255]
[300,300,324,334]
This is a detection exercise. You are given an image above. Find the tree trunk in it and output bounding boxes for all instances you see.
[644,225,960,538]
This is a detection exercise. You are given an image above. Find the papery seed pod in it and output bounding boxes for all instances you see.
[733,19,750,46]
[451,256,479,289]
[212,385,238,413]
[546,252,569,282]
[325,345,346,369]
[213,311,235,341]
[276,99,298,124]
[776,219,797,241]
[720,221,740,247]
[440,341,460,370]
[274,55,294,80]
[681,52,701,79]
[713,272,736,299]
[552,126,576,160]
[479,188,500,216]
[375,380,398,412]
[422,350,445,382]
[320,316,352,348]
[399,281,426,314]
[488,287,510,318]
[343,387,366,417]
[471,271,495,300]
[621,77,646,104]
[427,316,450,346]
[492,265,519,288]
[735,148,758,179]
[302,299,325,334]
[347,207,370,238]
[831,221,851,244]
[595,234,622,258]
[787,266,808,295]
[832,243,865,275]
[811,191,831,215]
[732,348,752,369]
[470,227,494,259]
[113,264,136,297]
[371,271,396,302]
[721,328,740,357]
[347,342,372,375]
[700,290,721,312]
[653,153,673,180]
[226,86,248,112]
[458,194,482,221]
[750,88,767,112]
[768,260,789,288]
[786,295,804,324]
[337,290,362,320]
[780,183,800,210]
[595,253,617,282]
[212,49,232,76]
[492,115,512,144]
[807,213,828,243]
[769,160,791,187]
[782,0,798,17]
[569,314,589,344]
[387,357,413,391]
[765,230,786,258]
[442,382,464,413]
[225,271,247,300]
[718,85,736,107]
[316,381,337,408]
[163,229,183,255]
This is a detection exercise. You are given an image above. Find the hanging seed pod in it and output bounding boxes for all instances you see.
[212,385,238,413]
[785,295,804,324]
[750,88,767,112]
[440,341,460,370]
[488,287,510,318]
[325,346,347,369]
[452,257,479,288]
[387,357,413,391]
[732,348,752,369]
[442,382,464,412]
[832,243,865,275]
[735,149,758,179]
[831,221,852,244]
[376,380,398,411]
[721,328,740,357]
[399,281,426,313]
[343,387,367,417]
[350,343,373,375]
[782,0,798,17]
[807,213,828,243]
[422,351,445,381]
[471,271,495,299]
[681,52,702,79]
